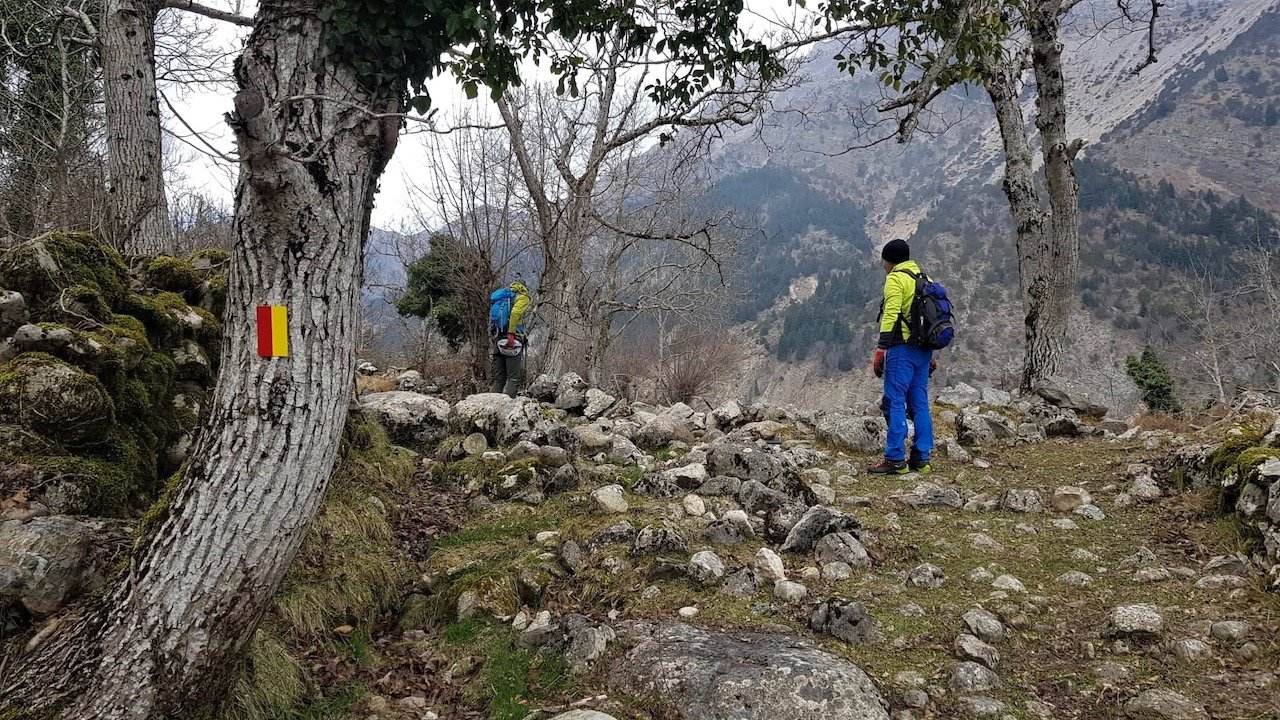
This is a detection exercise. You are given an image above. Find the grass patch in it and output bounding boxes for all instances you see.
[444,617,486,644]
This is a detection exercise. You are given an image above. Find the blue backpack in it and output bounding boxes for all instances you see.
[895,269,956,350]
[489,287,515,335]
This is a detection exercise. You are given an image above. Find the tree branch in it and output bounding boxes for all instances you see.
[162,0,254,27]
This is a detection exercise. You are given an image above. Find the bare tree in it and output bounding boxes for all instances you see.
[496,36,781,381]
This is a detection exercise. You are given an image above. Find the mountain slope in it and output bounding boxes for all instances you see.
[700,0,1280,410]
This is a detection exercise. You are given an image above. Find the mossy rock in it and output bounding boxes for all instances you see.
[144,255,202,293]
[0,424,147,516]
[119,291,222,362]
[0,232,129,318]
[1235,446,1280,483]
[188,248,231,271]
[0,352,115,444]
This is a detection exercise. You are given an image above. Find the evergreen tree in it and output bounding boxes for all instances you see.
[1126,346,1182,413]
[396,235,488,350]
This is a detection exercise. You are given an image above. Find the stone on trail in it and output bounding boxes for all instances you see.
[359,391,451,445]
[681,493,706,517]
[814,532,871,568]
[607,622,891,720]
[590,485,629,514]
[774,579,809,603]
[780,505,861,554]
[753,547,786,582]
[1051,486,1092,512]
[991,575,1025,593]
[1074,504,1106,521]
[688,551,725,587]
[1171,639,1212,663]
[462,432,489,456]
[906,563,945,589]
[721,568,760,598]
[963,607,1005,644]
[822,562,853,580]
[1056,571,1094,588]
[958,696,1005,717]
[631,526,688,556]
[1209,620,1251,642]
[1124,689,1208,720]
[954,634,1000,670]
[810,599,883,645]
[1194,574,1247,590]
[1108,604,1163,640]
[894,482,964,509]
[1000,489,1044,513]
[949,660,1001,694]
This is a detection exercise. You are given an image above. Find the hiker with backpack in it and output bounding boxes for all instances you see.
[868,239,955,475]
[490,281,531,397]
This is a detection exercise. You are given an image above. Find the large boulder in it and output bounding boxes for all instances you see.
[956,410,1015,447]
[813,414,886,453]
[0,516,130,615]
[780,506,861,554]
[608,622,890,720]
[706,442,785,483]
[359,391,451,447]
[0,353,114,444]
[452,393,541,445]
[938,383,982,409]
[633,416,694,449]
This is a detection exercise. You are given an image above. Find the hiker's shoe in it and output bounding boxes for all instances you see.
[867,459,909,475]
[908,460,932,475]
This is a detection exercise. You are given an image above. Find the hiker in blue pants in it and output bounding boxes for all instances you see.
[869,239,936,474]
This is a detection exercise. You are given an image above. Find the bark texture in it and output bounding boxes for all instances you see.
[102,0,172,255]
[0,1,399,716]
[985,0,1082,394]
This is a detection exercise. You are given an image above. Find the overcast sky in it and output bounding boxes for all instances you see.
[163,0,809,231]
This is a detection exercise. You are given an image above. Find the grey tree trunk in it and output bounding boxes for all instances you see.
[984,0,1082,394]
[539,242,597,380]
[0,1,399,716]
[102,0,172,256]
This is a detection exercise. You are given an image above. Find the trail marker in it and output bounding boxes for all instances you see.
[256,305,289,357]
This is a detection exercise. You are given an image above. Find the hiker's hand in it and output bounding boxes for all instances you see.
[506,333,517,347]
[929,357,938,376]
[872,349,885,378]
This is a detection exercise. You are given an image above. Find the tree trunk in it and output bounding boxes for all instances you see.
[539,240,595,380]
[0,1,399,716]
[1026,0,1082,392]
[102,0,172,255]
[984,62,1050,395]
[984,0,1082,395]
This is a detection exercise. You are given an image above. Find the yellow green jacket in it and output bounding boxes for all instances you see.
[877,260,921,348]
[508,282,531,336]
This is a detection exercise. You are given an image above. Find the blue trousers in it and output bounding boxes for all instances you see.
[883,344,934,462]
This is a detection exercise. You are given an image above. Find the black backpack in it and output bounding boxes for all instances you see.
[894,269,956,350]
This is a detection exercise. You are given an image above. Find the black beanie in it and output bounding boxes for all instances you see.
[881,238,910,264]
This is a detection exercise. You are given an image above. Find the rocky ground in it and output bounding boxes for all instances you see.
[1,232,1276,720]
[341,374,1280,720]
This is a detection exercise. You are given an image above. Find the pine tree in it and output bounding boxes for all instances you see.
[1126,346,1182,413]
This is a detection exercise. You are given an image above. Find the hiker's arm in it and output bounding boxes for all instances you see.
[877,275,906,348]
[509,294,530,333]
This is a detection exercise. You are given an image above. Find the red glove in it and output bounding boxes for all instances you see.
[872,349,886,378]
[506,333,517,347]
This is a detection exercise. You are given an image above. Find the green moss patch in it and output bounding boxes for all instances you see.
[144,256,202,293]
[0,232,129,315]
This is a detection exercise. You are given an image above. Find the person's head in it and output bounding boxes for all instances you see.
[880,238,909,273]
[510,280,528,295]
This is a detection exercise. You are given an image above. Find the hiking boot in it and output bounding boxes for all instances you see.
[867,459,909,475]
[908,460,933,474]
